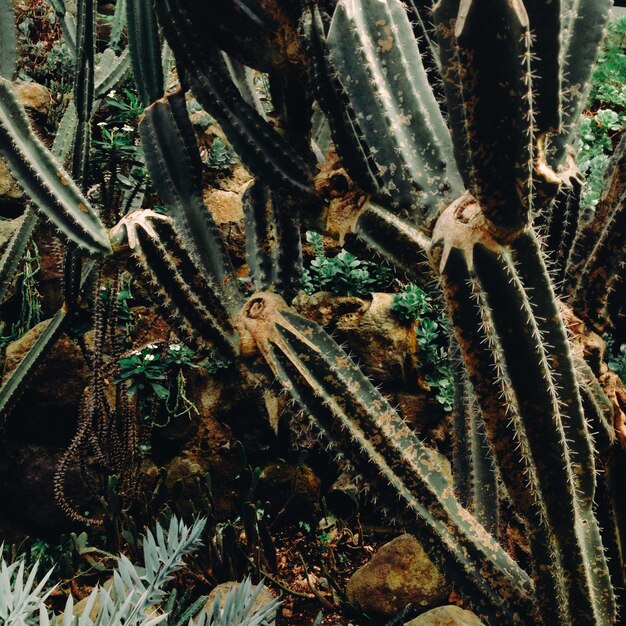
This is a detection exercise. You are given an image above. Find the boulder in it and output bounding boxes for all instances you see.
[346,534,449,616]
[405,605,485,626]
[14,80,51,116]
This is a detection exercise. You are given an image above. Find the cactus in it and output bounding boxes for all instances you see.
[429,195,615,625]
[450,339,499,537]
[239,292,537,625]
[0,78,111,256]
[0,0,16,80]
[126,0,164,106]
[139,92,244,314]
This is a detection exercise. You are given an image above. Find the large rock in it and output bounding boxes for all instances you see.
[14,80,51,116]
[346,534,449,616]
[202,582,277,626]
[405,605,485,626]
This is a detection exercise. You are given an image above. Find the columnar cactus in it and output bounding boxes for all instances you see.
[0,0,623,624]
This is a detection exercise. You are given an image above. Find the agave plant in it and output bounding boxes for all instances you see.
[0,0,624,625]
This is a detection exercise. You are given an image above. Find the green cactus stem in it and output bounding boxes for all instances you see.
[0,0,16,80]
[326,0,463,230]
[239,292,538,625]
[126,0,164,106]
[154,0,316,201]
[0,78,111,256]
[551,0,613,170]
[300,4,382,195]
[450,340,499,537]
[139,91,244,314]
[430,193,615,625]
[111,210,240,359]
[452,0,533,232]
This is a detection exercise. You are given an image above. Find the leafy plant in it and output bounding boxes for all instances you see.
[391,283,431,324]
[206,136,238,170]
[302,231,392,296]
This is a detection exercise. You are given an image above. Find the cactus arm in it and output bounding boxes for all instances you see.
[432,0,472,189]
[431,195,616,625]
[72,0,96,183]
[452,0,533,232]
[111,210,240,359]
[0,308,68,419]
[0,0,16,80]
[240,293,537,625]
[551,0,613,170]
[242,180,277,292]
[0,78,111,256]
[350,200,432,281]
[94,48,132,100]
[300,5,382,195]
[450,340,499,537]
[154,0,316,201]
[0,209,38,305]
[126,0,164,106]
[522,0,562,136]
[326,0,463,230]
[139,91,244,314]
[110,0,127,51]
[52,101,78,166]
[223,55,266,118]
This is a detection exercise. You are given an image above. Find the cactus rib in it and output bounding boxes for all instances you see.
[0,78,111,256]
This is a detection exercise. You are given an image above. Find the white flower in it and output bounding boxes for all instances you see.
[169,343,181,351]
[107,90,117,97]
[122,124,134,133]
[97,121,107,127]
[144,354,156,362]
[146,343,158,350]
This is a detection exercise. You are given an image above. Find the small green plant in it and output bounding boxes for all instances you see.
[103,88,144,126]
[206,136,238,170]
[391,283,431,324]
[302,231,392,296]
[578,17,626,209]
[393,285,454,411]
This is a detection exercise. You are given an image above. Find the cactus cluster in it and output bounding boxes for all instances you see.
[0,0,624,624]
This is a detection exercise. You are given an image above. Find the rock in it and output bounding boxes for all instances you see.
[257,463,321,523]
[0,160,23,201]
[293,292,417,388]
[404,605,485,626]
[14,80,51,116]
[2,319,89,445]
[0,215,23,251]
[202,582,277,626]
[346,534,449,616]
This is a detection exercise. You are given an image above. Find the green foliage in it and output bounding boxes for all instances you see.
[1,516,216,626]
[578,17,626,209]
[302,231,392,296]
[206,136,238,170]
[103,88,144,125]
[116,342,198,402]
[392,284,454,412]
[391,283,430,323]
